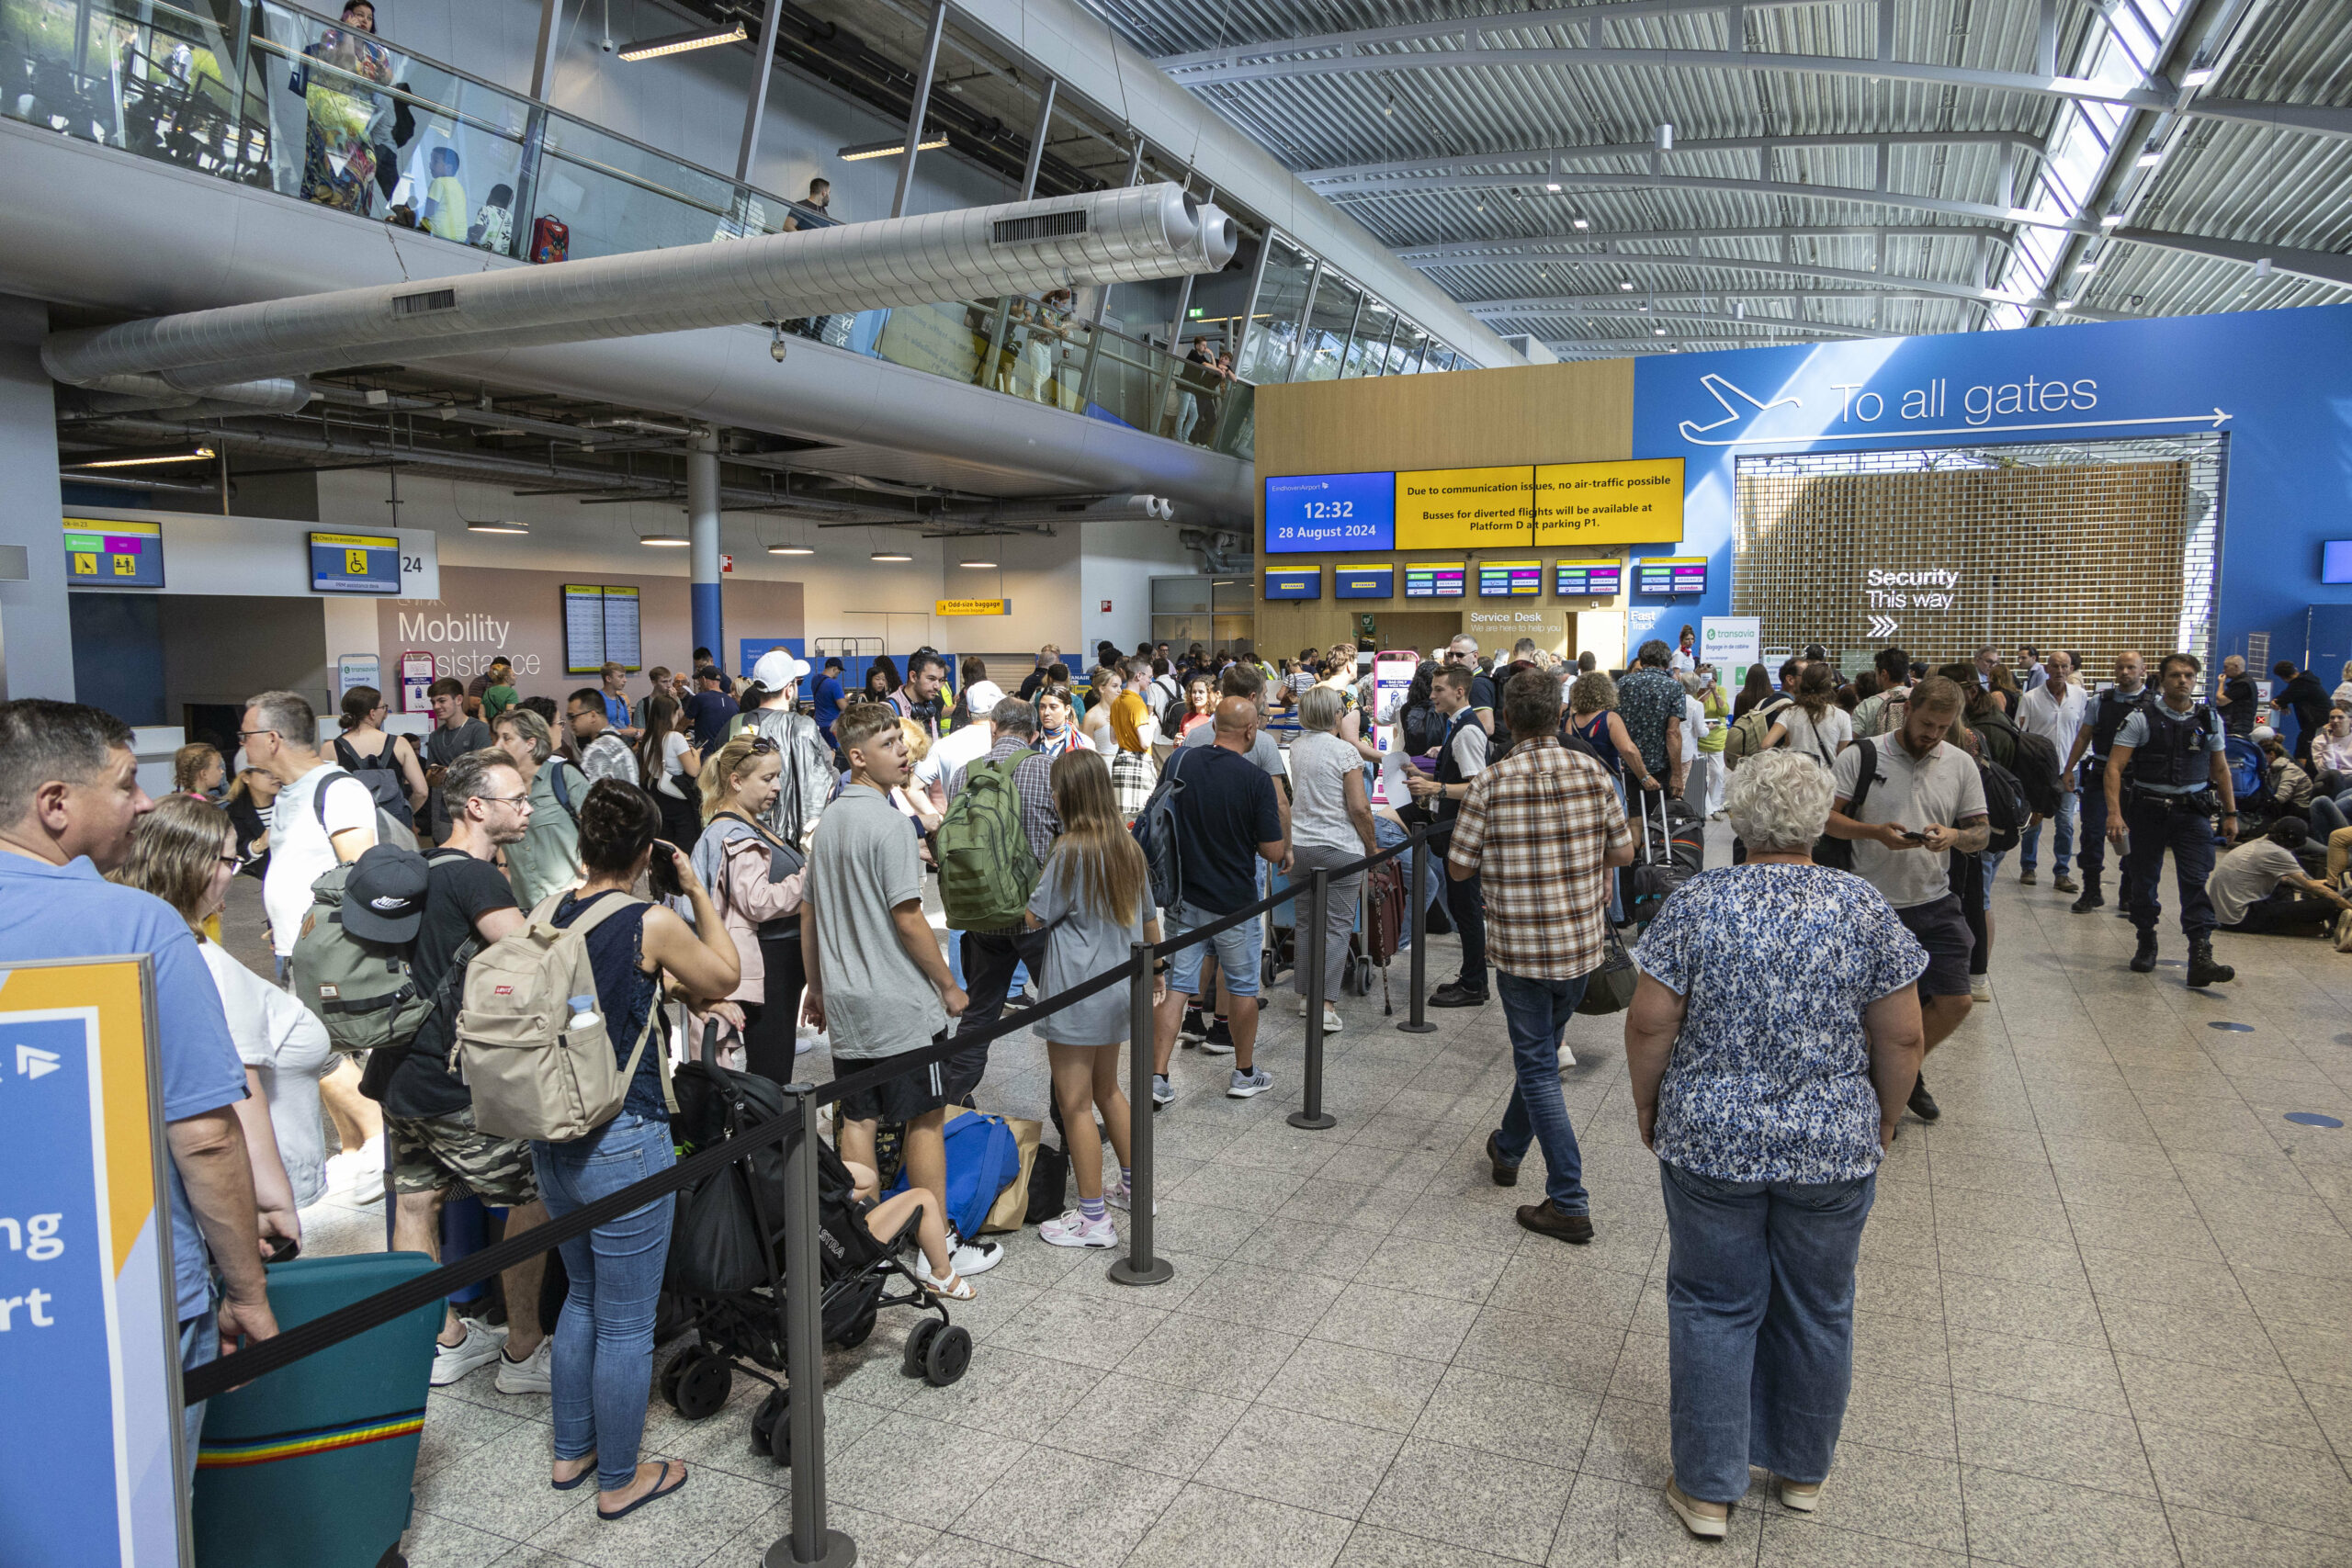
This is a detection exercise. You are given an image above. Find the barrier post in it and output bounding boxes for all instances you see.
[1109,941,1173,1287]
[764,1086,854,1568]
[1289,866,1337,1130]
[1398,825,1438,1033]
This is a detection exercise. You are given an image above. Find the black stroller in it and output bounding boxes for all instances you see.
[656,1026,970,1463]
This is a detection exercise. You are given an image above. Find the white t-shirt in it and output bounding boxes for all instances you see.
[199,941,334,1208]
[2207,840,2302,927]
[1683,693,1710,744]
[657,731,693,799]
[917,723,996,800]
[1779,705,1853,769]
[264,763,377,956]
[2018,682,2088,772]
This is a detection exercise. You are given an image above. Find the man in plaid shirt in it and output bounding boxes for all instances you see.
[1448,667,1634,1244]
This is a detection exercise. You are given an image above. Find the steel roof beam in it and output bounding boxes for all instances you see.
[1396,224,1998,261]
[1479,303,1888,338]
[1419,247,2116,315]
[2181,96,2352,141]
[2109,227,2352,290]
[1306,130,2044,189]
[1323,166,2098,234]
[1463,281,2126,317]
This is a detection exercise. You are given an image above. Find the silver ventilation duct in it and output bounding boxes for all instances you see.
[1181,527,1251,576]
[44,185,1236,391]
[71,374,314,416]
[933,493,1175,527]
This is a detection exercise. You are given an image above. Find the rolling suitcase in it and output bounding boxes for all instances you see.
[528,214,569,263]
[192,1252,443,1568]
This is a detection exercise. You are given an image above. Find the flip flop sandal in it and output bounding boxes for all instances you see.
[552,1456,598,1491]
[597,1461,688,1522]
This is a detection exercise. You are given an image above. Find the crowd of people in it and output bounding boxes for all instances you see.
[6,619,2338,1541]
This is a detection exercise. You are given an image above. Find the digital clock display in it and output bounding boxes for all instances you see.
[1263,471,1396,553]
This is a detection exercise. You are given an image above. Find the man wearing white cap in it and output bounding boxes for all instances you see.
[733,649,837,855]
[913,679,1003,812]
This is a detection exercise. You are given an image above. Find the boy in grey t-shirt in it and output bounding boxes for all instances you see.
[804,704,994,1278]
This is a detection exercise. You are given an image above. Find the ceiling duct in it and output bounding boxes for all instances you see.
[42,185,1236,392]
[1181,527,1250,576]
[70,374,313,416]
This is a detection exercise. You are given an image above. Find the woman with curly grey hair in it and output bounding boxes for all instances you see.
[1622,748,1929,1540]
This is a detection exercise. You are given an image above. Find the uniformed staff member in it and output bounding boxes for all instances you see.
[2064,649,2152,913]
[2103,651,2237,987]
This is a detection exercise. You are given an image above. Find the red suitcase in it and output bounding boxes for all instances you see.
[529,215,569,263]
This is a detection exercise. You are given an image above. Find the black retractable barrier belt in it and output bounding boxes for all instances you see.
[183,819,1457,1403]
[183,1102,803,1404]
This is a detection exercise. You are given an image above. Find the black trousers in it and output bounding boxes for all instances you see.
[1445,868,1487,992]
[2078,763,2112,881]
[741,933,808,1084]
[2120,793,2221,938]
[2222,886,2337,934]
[948,927,1050,1101]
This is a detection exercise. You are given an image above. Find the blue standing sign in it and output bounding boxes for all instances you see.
[0,956,184,1567]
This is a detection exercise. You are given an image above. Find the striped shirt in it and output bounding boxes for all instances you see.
[1445,735,1631,980]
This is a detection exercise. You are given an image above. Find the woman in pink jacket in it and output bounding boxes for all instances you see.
[688,735,808,1082]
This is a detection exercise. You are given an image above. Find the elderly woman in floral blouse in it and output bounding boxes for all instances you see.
[1623,748,1928,1540]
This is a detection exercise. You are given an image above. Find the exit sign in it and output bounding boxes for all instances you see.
[720,553,735,574]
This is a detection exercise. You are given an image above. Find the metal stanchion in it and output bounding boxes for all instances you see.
[764,1086,854,1568]
[1108,942,1173,1287]
[1289,866,1337,1130]
[1397,825,1438,1033]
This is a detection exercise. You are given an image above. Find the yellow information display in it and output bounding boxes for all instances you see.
[1385,458,1684,549]
[1534,457,1685,545]
[935,598,1011,616]
[1394,465,1533,550]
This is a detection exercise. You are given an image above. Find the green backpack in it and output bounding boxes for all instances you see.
[290,847,469,1055]
[934,750,1041,931]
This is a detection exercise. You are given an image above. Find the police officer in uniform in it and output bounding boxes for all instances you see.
[2064,649,2151,913]
[2103,651,2238,985]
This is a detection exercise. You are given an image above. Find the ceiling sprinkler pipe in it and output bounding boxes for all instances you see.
[43,185,1232,390]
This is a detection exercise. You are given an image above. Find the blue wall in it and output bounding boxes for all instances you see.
[1628,304,2352,670]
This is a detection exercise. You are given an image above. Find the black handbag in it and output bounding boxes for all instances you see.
[665,1022,788,1296]
[1577,926,1638,1016]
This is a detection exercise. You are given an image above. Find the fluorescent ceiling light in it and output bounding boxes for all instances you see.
[1570,214,1589,230]
[1618,280,1635,291]
[871,549,913,562]
[767,543,814,555]
[618,21,743,60]
[639,533,689,547]
[2075,261,2098,274]
[839,132,949,162]
[1652,326,1668,336]
[466,519,529,535]
[2181,66,2215,87]
[2135,147,2164,168]
[73,446,215,468]
[958,558,998,568]
[1545,182,1562,192]
[2054,299,2075,310]
[2100,211,2123,227]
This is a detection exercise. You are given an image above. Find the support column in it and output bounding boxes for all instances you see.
[688,428,723,669]
[527,0,563,99]
[891,0,948,220]
[736,0,788,185]
[0,296,73,701]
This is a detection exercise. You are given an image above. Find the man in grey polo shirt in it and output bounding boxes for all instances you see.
[1826,675,1989,1124]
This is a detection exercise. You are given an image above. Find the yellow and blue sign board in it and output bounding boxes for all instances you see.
[63,519,164,588]
[0,956,183,1568]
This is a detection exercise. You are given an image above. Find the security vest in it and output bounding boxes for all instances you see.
[2127,701,2218,791]
[1433,708,1478,820]
[2085,684,2149,761]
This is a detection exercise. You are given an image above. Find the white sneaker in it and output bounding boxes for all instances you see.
[1227,1066,1274,1099]
[431,1318,509,1386]
[1970,975,1993,1004]
[946,1235,1003,1276]
[1557,1043,1577,1070]
[1038,1209,1119,1248]
[795,1028,822,1056]
[493,1335,552,1394]
[1151,1075,1174,1109]
[327,1135,383,1196]
[1105,1176,1159,1215]
[1319,1006,1343,1034]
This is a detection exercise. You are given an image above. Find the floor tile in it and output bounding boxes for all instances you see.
[1116,1311,1302,1397]
[1546,1472,1766,1566]
[1334,1522,1546,1568]
[1452,1305,1625,1393]
[2115,1352,2333,1450]
[520,1463,776,1568]
[951,1449,1185,1568]
[1944,1326,2127,1415]
[1029,1370,1250,1478]
[2166,1503,2352,1567]
[1760,1438,1965,1554]
[985,1291,1170,1371]
[1259,1336,1449,1434]
[824,1412,1029,1527]
[1124,1483,1351,1568]
[1410,1364,1600,1471]
[1312,1282,1484,1362]
[1201,1402,1406,1517]
[1836,1373,1957,1461]
[890,1347,1106,1439]
[1956,1464,2180,1568]
[1358,1437,1572,1563]
[1940,1275,2108,1347]
[401,1512,523,1568]
[1952,1389,2157,1497]
[2137,1418,2352,1536]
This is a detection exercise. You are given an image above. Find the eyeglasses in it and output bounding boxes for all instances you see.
[236,727,278,740]
[477,793,531,807]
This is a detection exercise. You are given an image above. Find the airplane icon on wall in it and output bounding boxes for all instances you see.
[1679,374,1803,441]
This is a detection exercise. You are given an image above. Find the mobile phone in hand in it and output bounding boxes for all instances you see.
[648,839,684,898]
[1899,828,1928,842]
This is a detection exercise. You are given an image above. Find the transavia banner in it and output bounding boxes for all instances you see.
[1627,304,2352,661]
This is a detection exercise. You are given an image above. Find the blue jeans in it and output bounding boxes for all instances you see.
[2020,787,2078,874]
[179,1292,219,1485]
[533,1112,677,1493]
[1660,1161,1876,1504]
[1490,972,1590,1213]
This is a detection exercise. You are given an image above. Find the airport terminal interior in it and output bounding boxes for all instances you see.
[2,0,2351,1561]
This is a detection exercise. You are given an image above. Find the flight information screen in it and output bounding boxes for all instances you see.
[1476,560,1543,597]
[1404,563,1465,598]
[310,531,401,593]
[63,519,164,588]
[1635,557,1707,595]
[1554,560,1623,598]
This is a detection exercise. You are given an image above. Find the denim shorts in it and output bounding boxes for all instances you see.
[1167,903,1263,998]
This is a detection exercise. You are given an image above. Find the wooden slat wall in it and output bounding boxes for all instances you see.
[1252,362,1639,658]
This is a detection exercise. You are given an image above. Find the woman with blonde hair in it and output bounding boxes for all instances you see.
[1108,672,1159,822]
[689,734,806,1081]
[1025,750,1162,1244]
[113,795,324,1249]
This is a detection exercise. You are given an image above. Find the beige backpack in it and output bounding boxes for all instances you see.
[450,891,669,1142]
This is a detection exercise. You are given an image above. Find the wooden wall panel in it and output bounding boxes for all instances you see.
[1253,361,1640,660]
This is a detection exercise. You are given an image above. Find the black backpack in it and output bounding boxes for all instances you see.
[333,735,413,817]
[1130,746,1191,909]
[1977,756,2029,852]
[1815,739,1877,872]
[2007,729,2065,818]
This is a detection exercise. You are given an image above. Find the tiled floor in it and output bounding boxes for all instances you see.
[260,829,2352,1568]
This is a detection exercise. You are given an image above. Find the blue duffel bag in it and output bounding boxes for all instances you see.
[885,1108,1023,1239]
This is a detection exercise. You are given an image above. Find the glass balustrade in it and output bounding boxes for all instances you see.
[1,0,1464,464]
